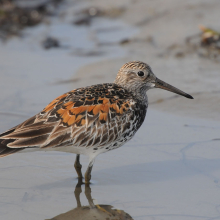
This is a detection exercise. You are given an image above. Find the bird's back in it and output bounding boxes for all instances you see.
[0,83,148,158]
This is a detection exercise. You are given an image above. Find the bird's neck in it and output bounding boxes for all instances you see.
[114,82,148,104]
[132,85,148,105]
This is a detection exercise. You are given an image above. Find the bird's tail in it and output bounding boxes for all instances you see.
[0,127,24,158]
[0,140,24,158]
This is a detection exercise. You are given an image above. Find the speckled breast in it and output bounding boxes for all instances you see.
[106,101,148,152]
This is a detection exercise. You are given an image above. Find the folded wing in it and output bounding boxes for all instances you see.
[0,84,134,157]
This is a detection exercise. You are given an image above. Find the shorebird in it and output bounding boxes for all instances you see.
[0,61,193,183]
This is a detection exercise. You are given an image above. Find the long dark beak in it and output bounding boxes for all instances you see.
[154,78,193,99]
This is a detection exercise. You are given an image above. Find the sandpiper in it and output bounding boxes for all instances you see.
[0,61,193,183]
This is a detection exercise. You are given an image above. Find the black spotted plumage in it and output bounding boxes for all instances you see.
[0,83,146,156]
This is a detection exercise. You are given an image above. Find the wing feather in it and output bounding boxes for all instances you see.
[0,83,136,157]
[8,134,49,148]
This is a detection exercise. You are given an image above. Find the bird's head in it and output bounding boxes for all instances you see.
[114,61,193,100]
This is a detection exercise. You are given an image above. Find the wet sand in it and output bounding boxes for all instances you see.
[0,0,220,220]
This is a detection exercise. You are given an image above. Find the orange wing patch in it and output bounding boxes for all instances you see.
[99,100,110,123]
[88,105,95,113]
[43,94,67,113]
[63,98,112,126]
[93,105,101,115]
[67,115,76,125]
[110,103,120,114]
[62,111,71,124]
[100,102,110,113]
[99,112,108,123]
[45,96,131,127]
[102,98,109,105]
[70,106,87,115]
[63,102,74,108]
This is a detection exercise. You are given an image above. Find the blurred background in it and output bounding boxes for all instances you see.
[0,0,220,220]
[1,0,220,121]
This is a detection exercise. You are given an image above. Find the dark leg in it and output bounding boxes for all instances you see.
[85,183,95,208]
[84,159,95,184]
[85,165,93,184]
[74,178,83,207]
[74,154,83,179]
[84,183,111,213]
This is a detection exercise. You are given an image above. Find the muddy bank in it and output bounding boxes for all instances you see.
[0,0,63,40]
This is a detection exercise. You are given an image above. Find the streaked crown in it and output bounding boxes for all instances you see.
[114,61,155,100]
[119,61,150,72]
[114,61,194,101]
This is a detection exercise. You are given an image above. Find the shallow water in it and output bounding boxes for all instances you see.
[1,1,220,220]
[0,109,220,220]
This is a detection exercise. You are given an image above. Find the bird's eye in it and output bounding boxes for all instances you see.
[137,71,144,77]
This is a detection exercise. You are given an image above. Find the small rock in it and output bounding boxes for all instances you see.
[120,38,131,45]
[42,37,60,49]
[73,16,91,26]
[175,51,185,58]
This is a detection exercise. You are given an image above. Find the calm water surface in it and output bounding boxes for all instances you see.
[0,1,220,219]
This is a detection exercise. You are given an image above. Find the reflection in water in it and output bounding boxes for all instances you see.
[46,179,134,220]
